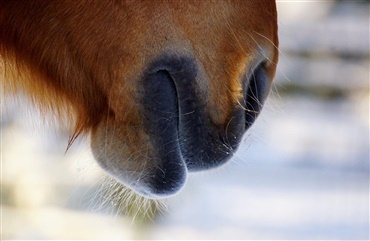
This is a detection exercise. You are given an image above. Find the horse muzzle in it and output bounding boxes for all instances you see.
[135,55,270,198]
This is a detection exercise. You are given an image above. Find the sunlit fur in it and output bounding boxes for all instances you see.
[1,0,278,198]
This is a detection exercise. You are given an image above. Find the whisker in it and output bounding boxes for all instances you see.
[252,30,292,65]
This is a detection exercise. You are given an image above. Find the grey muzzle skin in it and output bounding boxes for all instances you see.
[137,56,269,197]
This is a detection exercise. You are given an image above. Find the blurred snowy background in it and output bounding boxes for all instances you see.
[1,1,369,240]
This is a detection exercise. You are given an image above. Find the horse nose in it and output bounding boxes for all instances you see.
[138,56,270,197]
[139,56,243,172]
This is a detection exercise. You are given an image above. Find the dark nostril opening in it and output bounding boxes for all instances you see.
[139,66,188,197]
[244,62,269,129]
[141,69,179,140]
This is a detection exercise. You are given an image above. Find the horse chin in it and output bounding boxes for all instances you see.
[90,118,188,199]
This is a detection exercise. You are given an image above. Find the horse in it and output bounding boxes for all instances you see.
[0,0,278,199]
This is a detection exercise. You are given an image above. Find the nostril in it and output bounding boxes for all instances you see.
[141,69,179,139]
[138,65,188,197]
[244,62,269,129]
